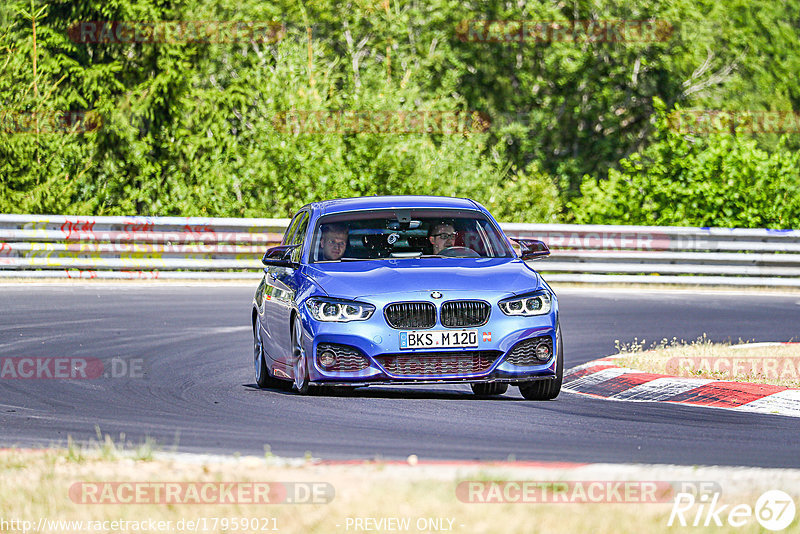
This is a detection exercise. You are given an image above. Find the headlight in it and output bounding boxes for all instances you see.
[306,298,375,322]
[499,291,552,316]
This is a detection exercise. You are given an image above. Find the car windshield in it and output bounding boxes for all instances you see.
[310,209,514,262]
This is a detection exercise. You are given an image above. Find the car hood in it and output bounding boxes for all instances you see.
[303,258,542,299]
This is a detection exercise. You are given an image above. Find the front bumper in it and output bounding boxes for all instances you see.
[299,292,559,385]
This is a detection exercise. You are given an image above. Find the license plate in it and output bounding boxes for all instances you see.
[399,329,478,349]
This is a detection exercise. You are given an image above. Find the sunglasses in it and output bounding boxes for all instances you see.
[432,232,457,240]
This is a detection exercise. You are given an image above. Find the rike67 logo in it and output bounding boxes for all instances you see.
[668,490,796,531]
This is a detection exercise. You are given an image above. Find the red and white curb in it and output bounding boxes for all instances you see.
[562,353,800,418]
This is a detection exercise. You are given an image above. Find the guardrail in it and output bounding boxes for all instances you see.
[1,214,799,286]
[503,223,800,287]
[0,214,288,279]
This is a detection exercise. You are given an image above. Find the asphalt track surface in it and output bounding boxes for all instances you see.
[1,284,798,467]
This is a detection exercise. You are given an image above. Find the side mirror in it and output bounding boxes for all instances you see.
[261,244,300,268]
[511,238,550,261]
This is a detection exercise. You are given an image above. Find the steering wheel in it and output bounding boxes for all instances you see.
[438,246,480,258]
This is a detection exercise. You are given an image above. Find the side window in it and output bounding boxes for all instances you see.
[282,213,304,245]
[288,212,309,262]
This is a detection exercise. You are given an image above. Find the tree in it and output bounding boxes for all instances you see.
[571,99,800,228]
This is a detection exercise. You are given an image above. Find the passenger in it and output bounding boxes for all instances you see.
[320,223,349,261]
[428,221,457,254]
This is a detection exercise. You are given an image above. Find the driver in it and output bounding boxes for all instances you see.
[320,223,349,260]
[428,221,456,254]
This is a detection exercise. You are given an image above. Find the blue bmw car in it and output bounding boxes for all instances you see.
[252,196,562,399]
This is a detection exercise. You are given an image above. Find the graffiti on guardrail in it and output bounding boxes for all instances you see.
[120,221,156,233]
[3,216,799,282]
[3,243,274,259]
[22,220,50,231]
[120,270,160,279]
[77,243,153,254]
[25,250,166,261]
[0,242,11,265]
[184,224,215,234]
[65,270,161,279]
[65,269,98,279]
[61,220,96,240]
[75,243,268,254]
[58,230,277,247]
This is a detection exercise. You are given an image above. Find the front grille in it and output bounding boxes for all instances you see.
[441,300,490,327]
[505,336,553,366]
[375,351,501,377]
[317,343,370,372]
[384,302,436,329]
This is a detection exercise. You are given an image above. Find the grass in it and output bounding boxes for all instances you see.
[61,428,160,465]
[1,448,798,534]
[613,336,800,388]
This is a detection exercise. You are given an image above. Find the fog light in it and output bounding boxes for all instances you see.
[318,349,337,368]
[535,343,551,361]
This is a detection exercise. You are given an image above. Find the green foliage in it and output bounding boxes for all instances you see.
[571,99,800,228]
[0,0,563,218]
[0,0,798,227]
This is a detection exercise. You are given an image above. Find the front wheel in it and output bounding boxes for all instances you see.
[254,332,270,388]
[519,325,563,400]
[254,327,290,390]
[292,316,310,395]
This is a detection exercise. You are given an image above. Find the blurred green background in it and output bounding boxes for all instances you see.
[1,0,798,226]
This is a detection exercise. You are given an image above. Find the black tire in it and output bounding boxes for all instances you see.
[471,382,509,396]
[254,326,290,389]
[492,383,509,395]
[519,325,563,400]
[292,316,310,395]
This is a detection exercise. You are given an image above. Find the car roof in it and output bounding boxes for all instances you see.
[304,195,482,216]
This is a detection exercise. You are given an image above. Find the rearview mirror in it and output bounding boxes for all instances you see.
[511,239,550,261]
[261,244,300,268]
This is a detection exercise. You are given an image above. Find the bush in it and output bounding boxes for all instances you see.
[571,100,800,228]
